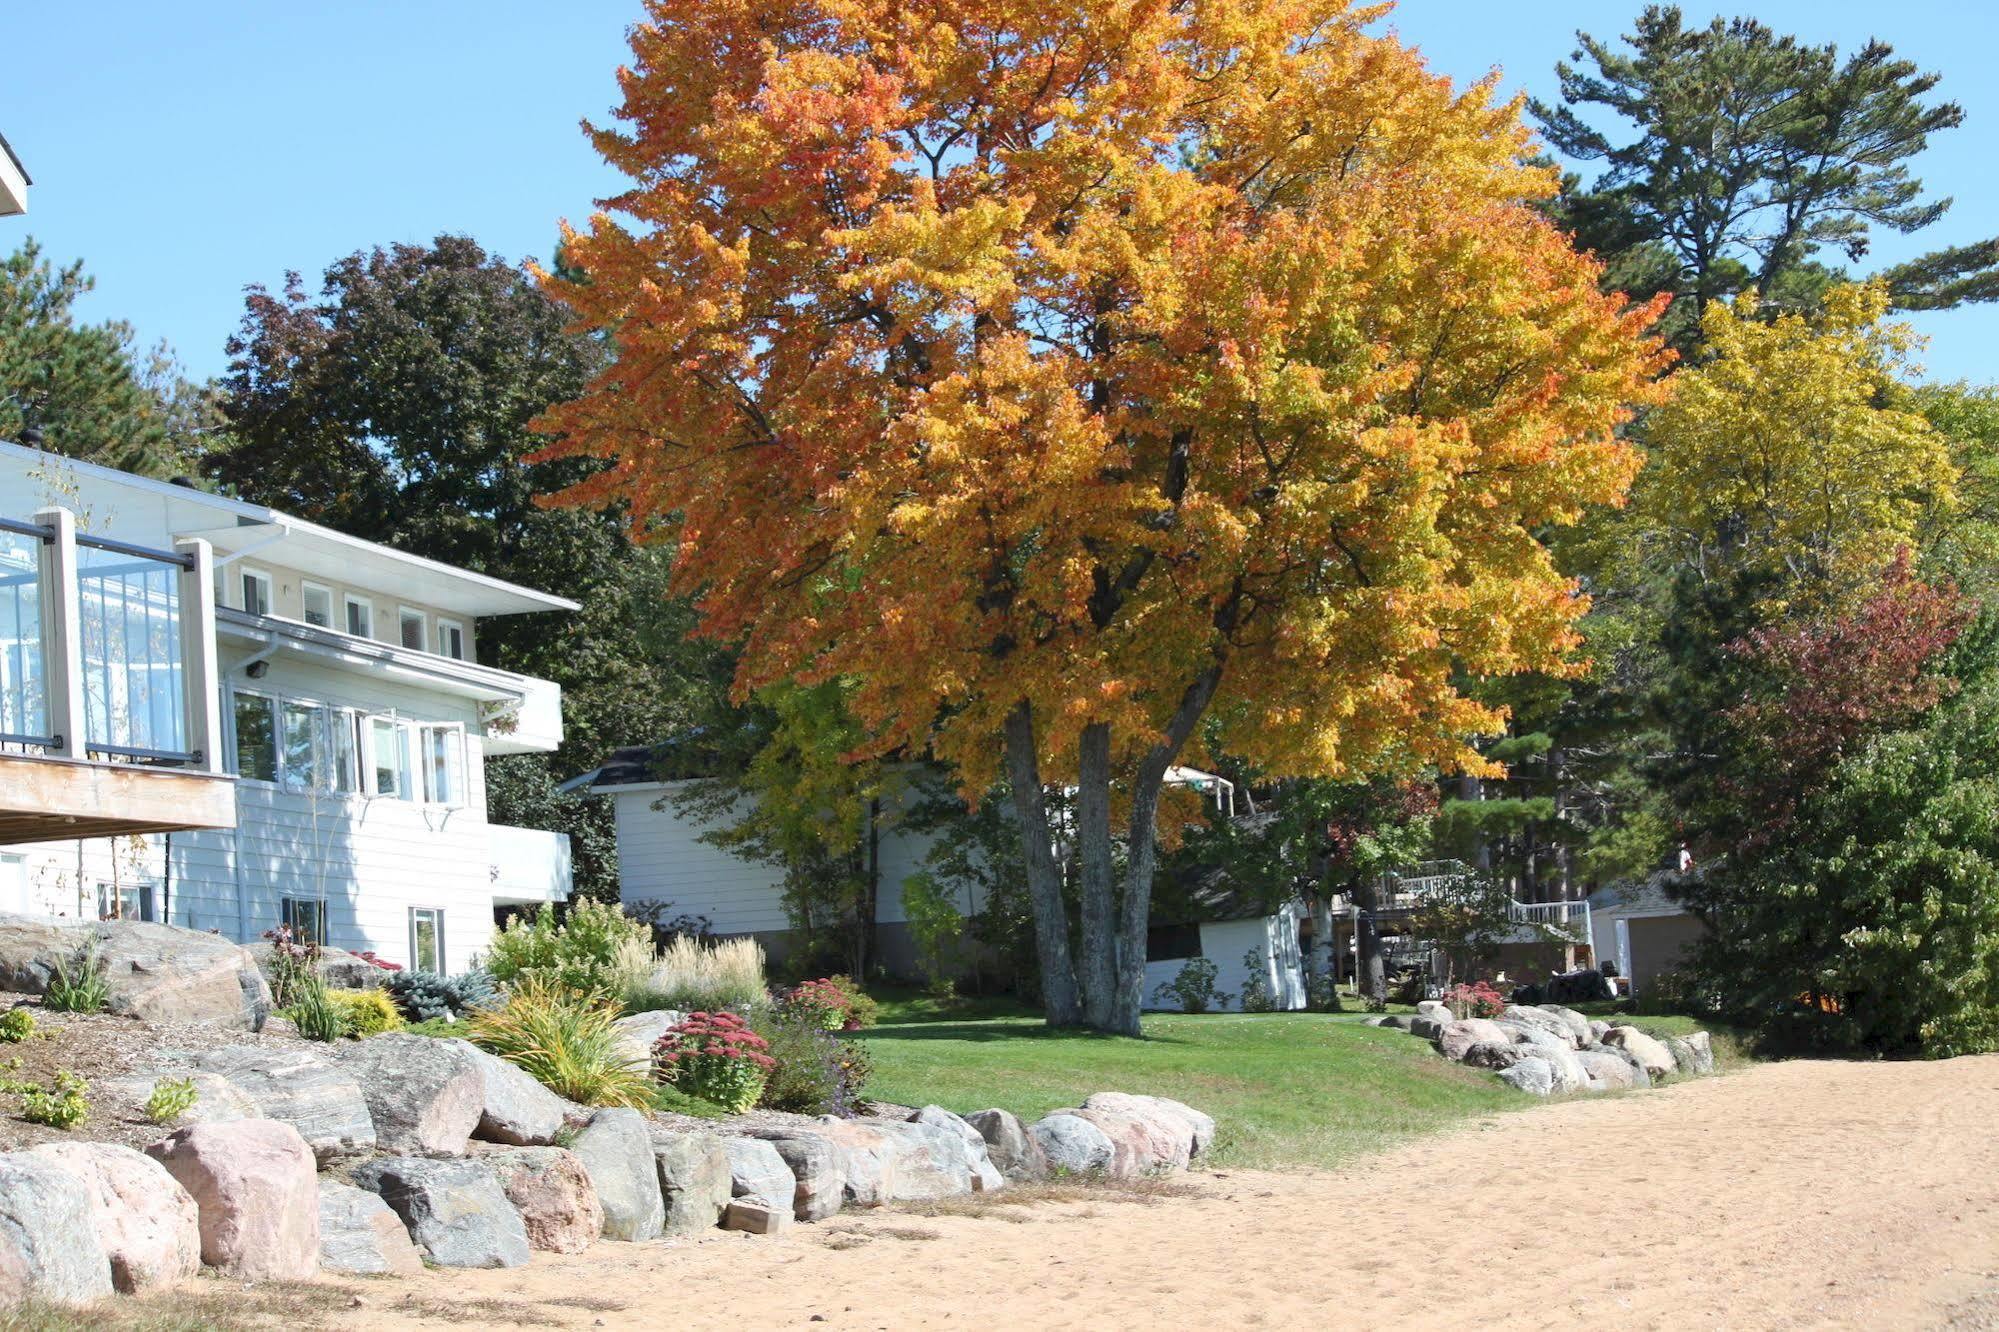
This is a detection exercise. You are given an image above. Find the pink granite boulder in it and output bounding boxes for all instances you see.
[28,1142,200,1293]
[146,1120,318,1281]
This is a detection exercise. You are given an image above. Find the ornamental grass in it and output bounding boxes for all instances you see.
[466,976,653,1108]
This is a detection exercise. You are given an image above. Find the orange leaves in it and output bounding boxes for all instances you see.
[533,0,1667,794]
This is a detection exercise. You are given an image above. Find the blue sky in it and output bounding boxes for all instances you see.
[6,0,1995,384]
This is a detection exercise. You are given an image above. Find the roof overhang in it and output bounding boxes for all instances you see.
[216,609,535,703]
[0,134,27,217]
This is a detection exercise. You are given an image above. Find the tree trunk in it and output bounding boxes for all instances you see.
[1074,722,1117,1029]
[1105,663,1226,1036]
[1003,702,1081,1027]
[1353,876,1386,1006]
[1308,892,1335,1009]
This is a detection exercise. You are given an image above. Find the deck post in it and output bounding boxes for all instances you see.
[174,537,222,772]
[34,507,85,760]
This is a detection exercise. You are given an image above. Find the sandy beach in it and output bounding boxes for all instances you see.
[330,1054,1999,1332]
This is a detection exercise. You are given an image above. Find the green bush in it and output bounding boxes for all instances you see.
[328,987,405,1036]
[385,968,496,1024]
[465,977,653,1108]
[44,940,109,1014]
[484,900,654,1000]
[19,1071,88,1129]
[0,1008,36,1042]
[653,1011,774,1113]
[752,1009,871,1116]
[143,1076,198,1125]
[1152,957,1229,1014]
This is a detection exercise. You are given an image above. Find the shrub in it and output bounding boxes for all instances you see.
[779,976,881,1031]
[828,975,880,1030]
[752,1010,871,1116]
[386,968,496,1024]
[19,1071,88,1129]
[1239,948,1275,1013]
[1153,957,1229,1014]
[1445,980,1506,1020]
[483,900,654,1000]
[465,977,653,1108]
[44,940,110,1014]
[143,1076,198,1124]
[260,924,321,1008]
[0,1008,36,1042]
[626,936,767,1014]
[653,1011,775,1113]
[284,978,347,1042]
[328,987,405,1036]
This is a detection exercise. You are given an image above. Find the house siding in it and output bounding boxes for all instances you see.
[1143,905,1309,1012]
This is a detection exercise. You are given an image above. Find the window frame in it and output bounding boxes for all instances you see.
[409,905,445,974]
[417,722,466,808]
[281,897,329,946]
[436,618,466,661]
[366,715,410,800]
[230,688,279,785]
[300,581,334,629]
[398,606,428,653]
[343,594,374,640]
[240,567,274,618]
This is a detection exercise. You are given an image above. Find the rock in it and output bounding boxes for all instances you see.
[1539,1005,1594,1046]
[870,1120,974,1198]
[911,1106,1005,1192]
[1541,1045,1591,1094]
[1680,1030,1716,1074]
[1376,1014,1411,1029]
[1030,1113,1116,1174]
[349,1158,529,1269]
[1588,1019,1612,1042]
[0,1153,113,1304]
[1586,1041,1653,1088]
[27,1143,199,1294]
[483,1148,603,1254]
[569,1108,664,1241]
[1576,1049,1639,1092]
[724,1137,798,1209]
[0,914,266,1028]
[1459,1041,1526,1070]
[609,1009,686,1072]
[331,1034,483,1157]
[145,1120,318,1280]
[101,1071,260,1128]
[1409,1015,1449,1040]
[243,941,387,991]
[761,1135,847,1221]
[1083,1093,1215,1159]
[1500,1006,1580,1048]
[966,1108,1048,1181]
[650,1132,732,1233]
[1603,1026,1677,1079]
[804,1118,896,1206]
[723,1199,792,1235]
[1414,999,1453,1025]
[193,1045,375,1163]
[316,1181,424,1276]
[453,1042,567,1146]
[1437,1018,1514,1062]
[1498,1057,1556,1096]
[1664,1036,1710,1078]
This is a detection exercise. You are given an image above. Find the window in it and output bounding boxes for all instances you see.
[410,907,444,974]
[369,716,408,798]
[419,724,464,806]
[232,691,277,782]
[1144,922,1202,963]
[240,569,273,617]
[282,897,328,946]
[330,710,361,795]
[398,607,427,652]
[301,582,334,628]
[96,881,153,923]
[344,595,373,639]
[280,700,321,793]
[436,619,466,661]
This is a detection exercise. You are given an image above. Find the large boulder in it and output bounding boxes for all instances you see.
[453,1042,568,1146]
[1498,1057,1556,1096]
[723,1137,798,1209]
[609,1009,685,1072]
[1670,1031,1716,1076]
[966,1108,1048,1181]
[27,1143,199,1294]
[1499,1006,1580,1049]
[1603,1026,1677,1080]
[0,915,267,1028]
[1042,1108,1159,1176]
[146,1120,319,1281]
[0,1153,113,1305]
[331,1033,483,1157]
[1586,1041,1653,1089]
[870,1120,974,1199]
[1084,1093,1215,1161]
[1409,1015,1449,1040]
[1438,1018,1515,1062]
[1029,1113,1116,1175]
[1576,1049,1639,1092]
[650,1132,732,1233]
[482,1148,603,1254]
[193,1045,375,1163]
[762,1135,848,1221]
[1459,1041,1527,1071]
[910,1106,1005,1192]
[1414,1000,1454,1026]
[316,1181,425,1277]
[349,1158,529,1269]
[99,1071,259,1128]
[804,1118,897,1206]
[243,941,386,991]
[1539,1005,1594,1047]
[569,1108,664,1241]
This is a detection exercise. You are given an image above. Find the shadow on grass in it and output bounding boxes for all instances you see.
[858,1020,1204,1047]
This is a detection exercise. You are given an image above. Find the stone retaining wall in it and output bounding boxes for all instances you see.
[1374,1001,1717,1094]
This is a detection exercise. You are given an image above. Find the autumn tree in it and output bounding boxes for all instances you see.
[537,0,1668,1033]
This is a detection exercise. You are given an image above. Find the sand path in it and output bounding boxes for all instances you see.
[354,1055,1999,1331]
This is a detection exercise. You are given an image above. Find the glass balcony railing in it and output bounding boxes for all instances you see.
[77,538,187,761]
[0,522,47,748]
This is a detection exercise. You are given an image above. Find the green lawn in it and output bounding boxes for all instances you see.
[856,997,1526,1170]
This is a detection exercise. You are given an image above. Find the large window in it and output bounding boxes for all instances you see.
[301,582,333,628]
[233,691,277,782]
[280,700,321,793]
[240,569,273,617]
[420,724,464,806]
[399,607,427,652]
[436,619,466,661]
[370,716,408,798]
[282,897,328,946]
[410,907,444,973]
[96,880,154,923]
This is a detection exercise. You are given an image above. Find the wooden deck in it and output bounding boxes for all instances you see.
[0,752,236,842]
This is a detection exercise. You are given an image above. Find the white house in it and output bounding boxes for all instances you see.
[1589,872,1707,996]
[0,443,575,972]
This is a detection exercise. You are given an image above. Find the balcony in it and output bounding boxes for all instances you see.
[0,507,235,842]
[487,823,573,906]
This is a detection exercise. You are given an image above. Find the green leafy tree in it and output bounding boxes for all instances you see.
[1535,6,1996,346]
[1,240,215,475]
